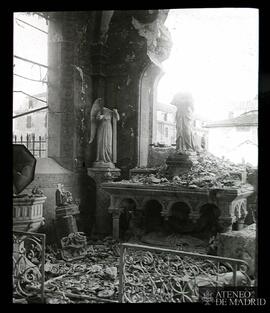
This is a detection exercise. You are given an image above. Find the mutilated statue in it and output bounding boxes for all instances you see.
[171,92,201,154]
[89,98,120,166]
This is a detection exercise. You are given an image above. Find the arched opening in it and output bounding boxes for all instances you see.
[119,198,138,239]
[165,202,193,234]
[148,8,258,167]
[143,200,163,234]
[137,62,164,167]
[196,204,221,239]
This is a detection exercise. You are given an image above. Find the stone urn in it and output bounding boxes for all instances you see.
[13,195,46,232]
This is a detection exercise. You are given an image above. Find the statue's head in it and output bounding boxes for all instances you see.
[97,98,104,107]
[171,92,194,110]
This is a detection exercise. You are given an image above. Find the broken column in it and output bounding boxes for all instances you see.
[216,223,256,277]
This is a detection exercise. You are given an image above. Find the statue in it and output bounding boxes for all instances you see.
[171,92,200,154]
[55,183,73,207]
[89,98,120,166]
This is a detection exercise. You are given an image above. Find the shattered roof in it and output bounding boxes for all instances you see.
[204,111,258,128]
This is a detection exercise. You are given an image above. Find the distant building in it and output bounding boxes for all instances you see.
[156,102,177,146]
[204,110,258,166]
[13,92,48,138]
[155,102,208,148]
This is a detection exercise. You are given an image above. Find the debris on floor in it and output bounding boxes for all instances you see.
[43,237,119,304]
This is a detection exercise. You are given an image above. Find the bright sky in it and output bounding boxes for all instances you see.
[157,8,259,121]
[13,13,48,112]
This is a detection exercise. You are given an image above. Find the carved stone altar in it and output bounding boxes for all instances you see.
[101,182,254,239]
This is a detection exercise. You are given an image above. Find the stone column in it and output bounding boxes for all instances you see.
[87,167,121,235]
[217,201,236,233]
[234,199,248,230]
[110,209,122,240]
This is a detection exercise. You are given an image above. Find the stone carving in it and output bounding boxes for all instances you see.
[60,232,87,261]
[171,92,201,154]
[89,98,120,167]
[131,10,172,66]
[55,183,73,206]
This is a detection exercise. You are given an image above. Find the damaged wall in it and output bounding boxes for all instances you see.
[31,10,172,237]
[105,10,172,177]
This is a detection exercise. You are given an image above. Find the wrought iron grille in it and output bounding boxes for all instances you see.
[13,231,46,303]
[119,243,252,303]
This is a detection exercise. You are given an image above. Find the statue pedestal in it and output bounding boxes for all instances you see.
[166,152,198,177]
[87,166,121,235]
[55,204,80,240]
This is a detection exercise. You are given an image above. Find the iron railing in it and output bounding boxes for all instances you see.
[13,231,46,303]
[119,243,252,303]
[13,134,47,158]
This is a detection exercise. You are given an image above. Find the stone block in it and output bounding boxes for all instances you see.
[217,224,256,277]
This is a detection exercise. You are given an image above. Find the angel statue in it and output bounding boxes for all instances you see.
[89,98,120,167]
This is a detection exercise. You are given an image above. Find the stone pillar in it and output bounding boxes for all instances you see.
[87,167,121,235]
[217,199,236,232]
[110,209,122,240]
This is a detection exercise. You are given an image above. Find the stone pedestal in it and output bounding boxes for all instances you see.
[87,166,121,235]
[13,196,46,232]
[166,152,198,177]
[55,204,80,240]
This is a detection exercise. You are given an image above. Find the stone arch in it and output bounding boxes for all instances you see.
[167,200,192,216]
[197,203,221,237]
[138,62,164,167]
[118,198,137,238]
[166,202,194,234]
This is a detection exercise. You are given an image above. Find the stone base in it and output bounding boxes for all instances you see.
[88,166,121,235]
[13,196,46,232]
[92,161,115,169]
[55,204,79,218]
[166,152,198,177]
[129,167,157,178]
[216,224,256,276]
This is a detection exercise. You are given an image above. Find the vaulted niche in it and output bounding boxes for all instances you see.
[139,8,258,167]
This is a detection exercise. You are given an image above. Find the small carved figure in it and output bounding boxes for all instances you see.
[60,232,87,261]
[89,98,120,165]
[55,184,73,206]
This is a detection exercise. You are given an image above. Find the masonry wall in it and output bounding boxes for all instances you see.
[22,10,172,237]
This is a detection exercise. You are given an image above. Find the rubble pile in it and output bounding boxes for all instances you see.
[43,237,120,304]
[121,152,256,189]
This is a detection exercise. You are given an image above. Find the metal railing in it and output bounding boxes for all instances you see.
[119,243,252,303]
[13,134,47,158]
[13,231,46,303]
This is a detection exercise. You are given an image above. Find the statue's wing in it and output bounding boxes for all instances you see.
[89,98,102,143]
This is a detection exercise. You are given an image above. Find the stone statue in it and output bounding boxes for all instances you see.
[55,183,73,206]
[89,98,120,167]
[171,92,199,154]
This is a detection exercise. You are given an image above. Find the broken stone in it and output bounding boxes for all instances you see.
[216,224,256,276]
[97,289,115,298]
[103,267,117,280]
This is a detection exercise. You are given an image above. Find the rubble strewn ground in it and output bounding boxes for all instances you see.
[43,237,120,303]
[119,151,256,189]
